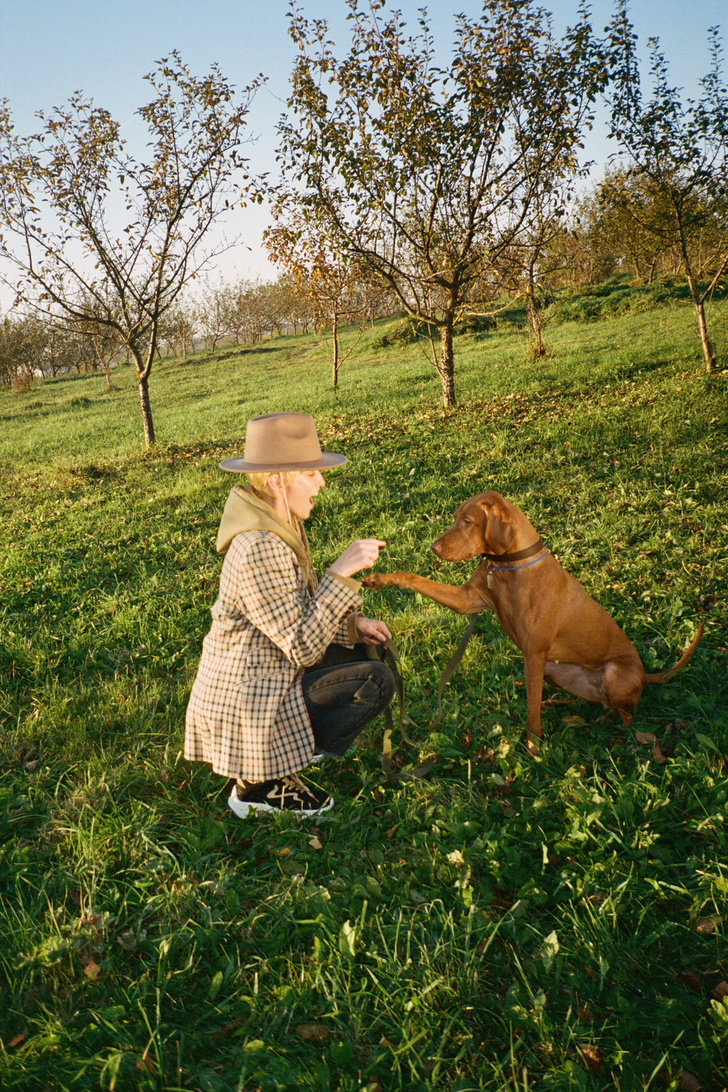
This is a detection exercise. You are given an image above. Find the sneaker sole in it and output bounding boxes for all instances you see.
[227,787,333,819]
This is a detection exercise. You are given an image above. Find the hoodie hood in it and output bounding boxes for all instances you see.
[216,484,316,592]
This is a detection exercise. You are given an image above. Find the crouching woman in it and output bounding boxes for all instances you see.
[184,412,395,817]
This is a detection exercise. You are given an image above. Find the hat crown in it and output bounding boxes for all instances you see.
[245,413,322,468]
[219,412,347,474]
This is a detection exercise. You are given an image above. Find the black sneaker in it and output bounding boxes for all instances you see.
[227,774,333,818]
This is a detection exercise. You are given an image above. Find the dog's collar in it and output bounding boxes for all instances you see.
[481,538,545,564]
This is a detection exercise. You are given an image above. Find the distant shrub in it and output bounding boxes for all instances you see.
[457,314,498,339]
[546,278,704,325]
[372,313,497,349]
[372,317,436,349]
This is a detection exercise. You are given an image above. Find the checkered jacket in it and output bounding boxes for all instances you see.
[184,530,362,782]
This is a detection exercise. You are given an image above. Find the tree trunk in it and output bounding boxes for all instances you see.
[331,311,339,389]
[525,277,546,358]
[678,209,716,374]
[439,321,456,410]
[694,298,716,374]
[137,370,156,446]
[685,272,716,374]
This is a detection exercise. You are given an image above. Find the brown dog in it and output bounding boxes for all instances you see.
[363,491,704,753]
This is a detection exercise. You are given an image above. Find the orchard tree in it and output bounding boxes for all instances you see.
[0,314,46,386]
[277,0,607,409]
[0,53,262,445]
[262,274,316,336]
[66,293,124,386]
[196,278,233,352]
[497,168,581,358]
[608,1,728,372]
[265,205,368,388]
[230,279,271,344]
[588,168,675,283]
[159,301,197,358]
[553,184,623,287]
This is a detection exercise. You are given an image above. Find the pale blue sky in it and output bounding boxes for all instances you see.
[0,0,725,285]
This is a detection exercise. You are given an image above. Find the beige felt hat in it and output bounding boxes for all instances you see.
[219,412,347,473]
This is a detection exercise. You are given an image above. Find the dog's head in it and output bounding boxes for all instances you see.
[431,492,517,562]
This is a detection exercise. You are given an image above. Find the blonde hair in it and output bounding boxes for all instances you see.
[246,470,298,498]
[247,469,304,527]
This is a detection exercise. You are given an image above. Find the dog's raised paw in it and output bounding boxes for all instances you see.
[361,573,389,588]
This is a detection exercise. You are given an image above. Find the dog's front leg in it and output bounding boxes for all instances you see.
[523,649,547,755]
[362,572,491,615]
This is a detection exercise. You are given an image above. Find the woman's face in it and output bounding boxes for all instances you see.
[279,470,326,520]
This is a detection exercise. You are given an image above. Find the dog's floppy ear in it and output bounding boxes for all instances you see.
[477,495,516,556]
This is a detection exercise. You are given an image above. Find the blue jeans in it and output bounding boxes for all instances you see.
[302,644,396,759]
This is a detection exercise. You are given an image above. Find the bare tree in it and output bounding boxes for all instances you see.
[0,53,262,444]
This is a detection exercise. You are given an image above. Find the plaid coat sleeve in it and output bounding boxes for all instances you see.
[184,531,362,783]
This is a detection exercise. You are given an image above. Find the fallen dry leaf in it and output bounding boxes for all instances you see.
[82,958,101,980]
[679,1071,702,1091]
[635,730,657,745]
[385,826,398,839]
[276,847,292,859]
[577,1043,604,1073]
[296,1023,329,1043]
[308,836,323,851]
[7,1033,26,1048]
[696,916,721,935]
[711,980,728,1001]
[651,743,669,765]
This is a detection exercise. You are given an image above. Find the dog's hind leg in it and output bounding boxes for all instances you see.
[601,655,643,730]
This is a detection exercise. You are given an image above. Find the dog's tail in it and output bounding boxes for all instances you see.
[644,621,705,685]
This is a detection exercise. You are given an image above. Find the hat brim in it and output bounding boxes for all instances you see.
[219,452,348,473]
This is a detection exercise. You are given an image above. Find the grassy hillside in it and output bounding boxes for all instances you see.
[1,293,727,1091]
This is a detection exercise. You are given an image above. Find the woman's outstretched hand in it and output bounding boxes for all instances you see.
[328,538,388,579]
[355,615,392,646]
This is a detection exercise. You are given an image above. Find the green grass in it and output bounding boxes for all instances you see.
[1,291,727,1090]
